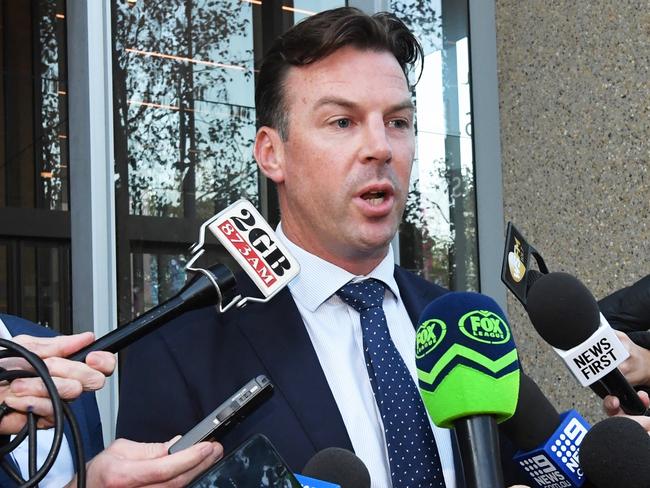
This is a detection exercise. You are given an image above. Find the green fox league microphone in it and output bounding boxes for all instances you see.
[415,292,520,488]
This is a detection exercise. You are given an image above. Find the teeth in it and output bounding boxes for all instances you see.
[363,191,386,206]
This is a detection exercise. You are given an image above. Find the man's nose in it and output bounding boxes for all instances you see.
[360,119,392,164]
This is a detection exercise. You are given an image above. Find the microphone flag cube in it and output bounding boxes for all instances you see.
[294,474,341,488]
[514,409,590,488]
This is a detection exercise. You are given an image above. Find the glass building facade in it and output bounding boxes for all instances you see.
[0,0,504,437]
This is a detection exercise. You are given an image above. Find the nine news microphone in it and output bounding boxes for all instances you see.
[298,448,371,488]
[500,373,591,487]
[526,272,647,416]
[415,291,520,488]
[71,199,300,362]
[579,416,650,488]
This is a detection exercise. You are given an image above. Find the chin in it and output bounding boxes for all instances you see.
[356,232,395,254]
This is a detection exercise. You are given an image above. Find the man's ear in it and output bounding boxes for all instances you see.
[254,126,285,184]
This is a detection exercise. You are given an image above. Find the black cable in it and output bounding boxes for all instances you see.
[0,339,67,488]
[27,413,36,479]
[62,401,86,487]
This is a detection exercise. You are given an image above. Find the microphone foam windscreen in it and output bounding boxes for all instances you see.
[499,373,561,451]
[302,448,371,488]
[526,272,600,350]
[580,416,650,488]
[416,291,520,428]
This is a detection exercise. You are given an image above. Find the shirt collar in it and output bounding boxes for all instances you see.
[276,224,400,312]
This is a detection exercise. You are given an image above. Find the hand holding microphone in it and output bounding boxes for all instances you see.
[0,332,115,434]
[613,330,650,386]
[525,272,648,415]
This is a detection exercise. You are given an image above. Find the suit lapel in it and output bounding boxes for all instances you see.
[236,285,353,452]
[394,266,445,327]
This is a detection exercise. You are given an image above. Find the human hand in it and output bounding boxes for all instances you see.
[615,331,650,386]
[0,332,116,432]
[603,390,650,431]
[65,437,224,488]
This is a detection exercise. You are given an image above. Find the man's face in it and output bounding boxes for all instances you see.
[256,47,415,274]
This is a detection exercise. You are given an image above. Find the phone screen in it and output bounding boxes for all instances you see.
[188,434,303,488]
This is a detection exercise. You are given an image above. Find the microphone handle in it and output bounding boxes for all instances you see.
[70,264,236,362]
[601,369,648,416]
[454,415,504,488]
[69,294,187,362]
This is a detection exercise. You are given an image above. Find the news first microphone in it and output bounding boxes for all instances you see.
[416,291,520,488]
[526,272,647,416]
[70,199,300,362]
[500,373,592,488]
[579,416,650,488]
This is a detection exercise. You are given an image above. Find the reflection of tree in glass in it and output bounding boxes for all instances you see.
[39,0,67,210]
[390,0,442,56]
[403,161,477,290]
[113,0,258,219]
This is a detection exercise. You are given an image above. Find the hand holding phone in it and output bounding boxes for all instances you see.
[169,375,273,454]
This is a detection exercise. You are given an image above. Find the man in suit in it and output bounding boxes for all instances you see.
[0,314,223,487]
[117,7,526,487]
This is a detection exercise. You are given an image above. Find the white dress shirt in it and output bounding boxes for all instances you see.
[277,226,456,488]
[0,318,75,487]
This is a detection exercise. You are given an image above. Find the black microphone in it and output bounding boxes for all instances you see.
[579,416,650,488]
[68,264,237,361]
[301,448,371,488]
[526,272,647,415]
[70,264,235,362]
[499,373,561,451]
[69,199,300,362]
[500,373,594,487]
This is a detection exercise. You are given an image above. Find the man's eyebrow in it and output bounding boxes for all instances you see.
[314,97,415,113]
[313,97,358,110]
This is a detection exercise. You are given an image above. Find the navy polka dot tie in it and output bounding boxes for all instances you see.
[337,279,446,487]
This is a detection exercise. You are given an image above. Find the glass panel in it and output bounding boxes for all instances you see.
[131,252,188,316]
[129,244,239,319]
[0,0,69,210]
[392,0,479,291]
[291,1,345,22]
[18,242,71,333]
[112,0,259,220]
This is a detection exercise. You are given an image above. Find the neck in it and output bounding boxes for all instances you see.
[280,226,389,276]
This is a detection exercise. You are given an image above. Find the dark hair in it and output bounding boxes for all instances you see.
[255,7,423,140]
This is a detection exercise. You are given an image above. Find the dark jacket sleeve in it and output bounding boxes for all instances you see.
[598,275,650,348]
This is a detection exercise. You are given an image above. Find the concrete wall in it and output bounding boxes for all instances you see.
[495,0,650,421]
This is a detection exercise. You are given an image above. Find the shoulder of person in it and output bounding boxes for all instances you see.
[0,313,58,338]
[393,265,449,295]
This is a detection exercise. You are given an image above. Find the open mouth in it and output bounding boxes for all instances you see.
[361,190,387,206]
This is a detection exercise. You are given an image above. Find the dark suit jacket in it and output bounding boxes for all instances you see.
[117,266,525,486]
[599,274,650,349]
[0,314,104,487]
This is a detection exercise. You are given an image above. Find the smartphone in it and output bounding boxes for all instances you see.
[188,433,302,487]
[169,375,273,454]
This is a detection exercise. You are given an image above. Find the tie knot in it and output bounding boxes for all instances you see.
[336,279,385,312]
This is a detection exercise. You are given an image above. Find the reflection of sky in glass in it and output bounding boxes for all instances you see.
[415,37,473,241]
[292,0,345,23]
